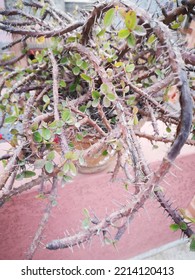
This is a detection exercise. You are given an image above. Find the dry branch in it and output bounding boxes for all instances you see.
[0,143,25,190]
[26,176,58,260]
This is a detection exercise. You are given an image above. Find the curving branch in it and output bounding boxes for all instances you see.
[81,2,115,45]
[0,21,84,37]
[0,142,25,190]
[26,176,58,260]
[0,53,26,66]
[167,69,193,161]
[162,0,195,25]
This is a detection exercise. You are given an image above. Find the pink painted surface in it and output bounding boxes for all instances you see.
[0,154,195,260]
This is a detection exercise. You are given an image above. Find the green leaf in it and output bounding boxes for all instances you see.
[127,33,136,48]
[118,29,130,39]
[63,162,69,174]
[82,218,90,230]
[63,175,73,183]
[123,86,129,95]
[191,134,195,141]
[103,96,111,107]
[41,128,52,141]
[34,159,45,169]
[79,105,87,113]
[76,59,83,67]
[45,161,54,173]
[78,155,85,166]
[40,6,46,17]
[103,8,115,27]
[169,223,180,232]
[92,90,101,99]
[114,61,124,68]
[178,14,185,23]
[171,22,180,30]
[124,183,128,191]
[102,150,108,156]
[155,69,163,78]
[69,83,77,92]
[125,10,137,31]
[83,208,90,218]
[126,96,136,106]
[48,120,58,129]
[4,116,17,124]
[52,199,58,207]
[23,170,36,178]
[43,95,50,103]
[76,133,83,141]
[55,128,62,135]
[133,115,139,125]
[166,126,171,133]
[80,61,89,70]
[15,0,24,9]
[72,66,80,75]
[56,120,64,128]
[92,98,100,107]
[35,193,46,199]
[69,162,77,176]
[66,36,77,43]
[100,83,109,94]
[106,92,116,101]
[125,64,135,73]
[16,173,24,180]
[45,80,53,85]
[147,34,157,45]
[179,222,187,230]
[80,73,91,82]
[97,28,106,37]
[65,151,78,160]
[33,131,43,143]
[47,151,55,161]
[36,53,44,63]
[13,104,19,117]
[60,57,68,64]
[76,84,82,93]
[16,170,36,180]
[61,109,71,122]
[10,129,19,135]
[59,80,66,87]
[75,53,81,60]
[190,236,195,251]
[133,25,147,36]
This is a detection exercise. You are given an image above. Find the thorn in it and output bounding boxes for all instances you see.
[68,245,74,253]
[112,199,124,207]
[76,242,80,249]
[169,171,177,178]
[171,162,182,171]
[162,179,171,186]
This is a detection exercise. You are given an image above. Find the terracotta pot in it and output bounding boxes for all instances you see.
[72,136,116,174]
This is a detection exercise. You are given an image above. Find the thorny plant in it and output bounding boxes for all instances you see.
[0,0,195,259]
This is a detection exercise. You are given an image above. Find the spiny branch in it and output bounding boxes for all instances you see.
[26,176,58,260]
